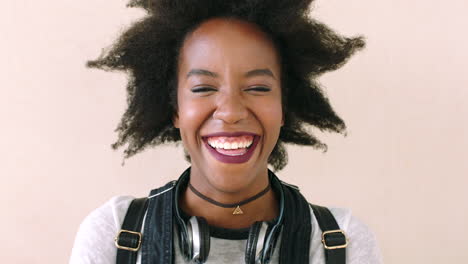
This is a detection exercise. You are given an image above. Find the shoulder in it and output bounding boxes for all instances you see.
[69,196,135,264]
[308,206,383,264]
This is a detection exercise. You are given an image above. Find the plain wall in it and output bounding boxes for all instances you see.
[1,0,467,263]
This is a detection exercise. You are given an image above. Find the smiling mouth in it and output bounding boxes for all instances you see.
[208,137,253,156]
[207,135,254,156]
[202,133,260,163]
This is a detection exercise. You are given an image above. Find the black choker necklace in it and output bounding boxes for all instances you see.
[188,182,271,215]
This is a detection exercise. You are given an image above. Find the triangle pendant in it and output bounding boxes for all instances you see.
[232,206,244,215]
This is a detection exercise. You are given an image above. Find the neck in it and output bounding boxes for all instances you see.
[179,169,279,229]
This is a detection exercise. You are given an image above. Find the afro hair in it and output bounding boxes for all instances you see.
[88,0,365,171]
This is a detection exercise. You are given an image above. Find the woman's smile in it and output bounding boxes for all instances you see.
[202,132,261,163]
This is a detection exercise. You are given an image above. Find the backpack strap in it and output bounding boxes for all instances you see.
[115,197,149,264]
[310,204,348,264]
[114,199,346,264]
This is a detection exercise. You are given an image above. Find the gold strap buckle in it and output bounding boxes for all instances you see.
[114,229,142,252]
[321,229,348,250]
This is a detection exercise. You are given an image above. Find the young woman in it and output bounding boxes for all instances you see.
[70,0,382,263]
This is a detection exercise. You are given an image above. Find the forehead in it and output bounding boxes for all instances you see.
[178,18,280,76]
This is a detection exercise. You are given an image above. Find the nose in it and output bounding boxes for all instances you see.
[212,91,248,124]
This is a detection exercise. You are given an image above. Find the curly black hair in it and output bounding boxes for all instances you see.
[87,0,365,171]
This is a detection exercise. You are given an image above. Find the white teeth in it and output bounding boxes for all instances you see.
[207,139,254,149]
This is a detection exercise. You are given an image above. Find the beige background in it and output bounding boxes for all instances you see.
[1,0,467,263]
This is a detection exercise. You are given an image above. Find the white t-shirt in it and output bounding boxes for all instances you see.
[69,196,383,264]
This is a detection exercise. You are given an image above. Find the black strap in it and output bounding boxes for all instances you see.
[116,197,149,264]
[115,198,345,264]
[310,204,347,264]
[278,181,311,264]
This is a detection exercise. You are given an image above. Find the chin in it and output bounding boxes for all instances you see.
[205,162,264,192]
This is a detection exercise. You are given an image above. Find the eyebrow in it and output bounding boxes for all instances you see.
[245,68,276,79]
[186,69,218,79]
[186,68,276,79]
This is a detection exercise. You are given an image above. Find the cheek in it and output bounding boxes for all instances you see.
[267,109,283,137]
[177,100,211,138]
[257,100,283,139]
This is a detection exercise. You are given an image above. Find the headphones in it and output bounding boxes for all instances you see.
[174,171,285,264]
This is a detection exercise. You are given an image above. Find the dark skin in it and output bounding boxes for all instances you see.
[174,18,283,229]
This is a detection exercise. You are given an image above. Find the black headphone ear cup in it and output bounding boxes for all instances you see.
[177,219,191,261]
[245,221,268,264]
[187,216,211,263]
[195,216,211,263]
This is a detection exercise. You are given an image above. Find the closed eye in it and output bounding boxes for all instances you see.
[191,86,217,93]
[244,86,271,92]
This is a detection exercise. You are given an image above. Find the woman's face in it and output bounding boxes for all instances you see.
[174,18,283,192]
